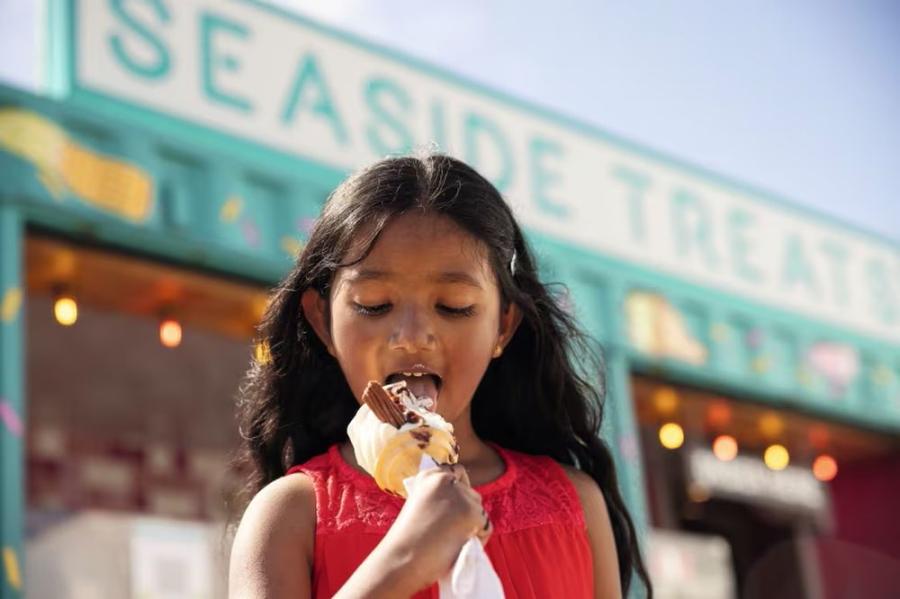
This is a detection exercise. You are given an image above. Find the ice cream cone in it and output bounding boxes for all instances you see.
[373,426,458,496]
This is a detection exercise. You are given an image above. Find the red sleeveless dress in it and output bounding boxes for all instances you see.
[286,444,594,598]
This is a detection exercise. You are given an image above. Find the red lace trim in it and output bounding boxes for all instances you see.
[287,444,585,535]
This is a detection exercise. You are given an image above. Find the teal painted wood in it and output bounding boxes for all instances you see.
[0,84,339,283]
[1,82,897,433]
[605,346,652,599]
[0,206,24,599]
[528,232,900,434]
[51,0,900,252]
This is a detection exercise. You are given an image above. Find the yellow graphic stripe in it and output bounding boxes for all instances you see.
[0,108,153,223]
[61,143,153,222]
[2,546,21,590]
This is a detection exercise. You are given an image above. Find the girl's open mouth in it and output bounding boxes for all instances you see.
[384,371,442,406]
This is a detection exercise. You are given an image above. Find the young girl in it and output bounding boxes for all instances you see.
[228,155,651,598]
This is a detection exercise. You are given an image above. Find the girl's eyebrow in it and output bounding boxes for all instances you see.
[348,269,484,289]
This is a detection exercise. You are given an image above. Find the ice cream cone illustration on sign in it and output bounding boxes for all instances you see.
[805,342,860,396]
[625,291,708,365]
[0,108,153,223]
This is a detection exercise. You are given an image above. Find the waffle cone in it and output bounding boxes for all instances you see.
[373,426,458,497]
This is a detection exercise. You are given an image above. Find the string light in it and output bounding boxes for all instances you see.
[53,294,78,326]
[809,424,830,449]
[652,387,679,415]
[707,401,732,428]
[658,422,684,450]
[759,412,785,438]
[159,318,182,348]
[812,455,838,482]
[712,435,738,461]
[764,444,790,471]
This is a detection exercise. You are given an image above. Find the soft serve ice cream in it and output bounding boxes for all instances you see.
[347,380,458,496]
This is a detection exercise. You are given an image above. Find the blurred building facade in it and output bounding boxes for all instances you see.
[0,1,899,598]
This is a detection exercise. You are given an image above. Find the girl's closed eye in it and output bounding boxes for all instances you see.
[351,301,476,318]
[437,303,475,317]
[352,301,391,316]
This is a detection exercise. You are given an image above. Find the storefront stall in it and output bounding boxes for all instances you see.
[1,1,898,597]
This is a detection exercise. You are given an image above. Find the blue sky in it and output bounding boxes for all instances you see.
[273,0,900,244]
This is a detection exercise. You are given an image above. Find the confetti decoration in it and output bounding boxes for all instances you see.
[618,433,639,463]
[0,400,23,438]
[746,328,764,350]
[297,216,317,236]
[751,355,771,374]
[710,322,728,343]
[2,546,21,590]
[871,364,893,387]
[280,236,304,258]
[796,367,812,387]
[0,288,22,323]
[219,196,243,223]
[241,219,260,248]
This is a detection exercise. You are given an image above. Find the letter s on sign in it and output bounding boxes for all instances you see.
[108,0,172,79]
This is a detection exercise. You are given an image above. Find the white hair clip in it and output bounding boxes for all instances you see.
[509,251,517,276]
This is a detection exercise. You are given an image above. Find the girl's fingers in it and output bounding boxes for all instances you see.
[457,466,472,489]
[425,464,491,544]
[475,508,493,546]
[439,463,471,488]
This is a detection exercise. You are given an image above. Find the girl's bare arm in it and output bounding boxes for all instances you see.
[228,475,316,598]
[565,467,624,599]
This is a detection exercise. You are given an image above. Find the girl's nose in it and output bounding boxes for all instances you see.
[388,307,436,352]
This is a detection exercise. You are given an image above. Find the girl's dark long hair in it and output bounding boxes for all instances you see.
[234,154,651,596]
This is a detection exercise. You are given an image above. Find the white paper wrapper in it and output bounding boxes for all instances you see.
[403,456,505,599]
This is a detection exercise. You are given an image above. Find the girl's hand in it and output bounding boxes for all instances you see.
[375,464,493,594]
[335,464,491,598]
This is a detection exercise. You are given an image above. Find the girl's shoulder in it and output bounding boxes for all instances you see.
[286,448,333,478]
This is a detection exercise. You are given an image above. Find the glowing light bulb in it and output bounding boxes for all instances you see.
[812,455,838,482]
[707,401,732,428]
[809,425,830,449]
[759,412,785,438]
[764,444,789,471]
[658,422,684,450]
[653,387,679,415]
[712,435,738,461]
[159,319,182,348]
[54,295,78,326]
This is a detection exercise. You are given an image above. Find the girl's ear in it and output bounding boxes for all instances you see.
[495,302,523,356]
[301,289,335,356]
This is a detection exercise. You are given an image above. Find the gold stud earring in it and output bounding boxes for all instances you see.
[493,344,503,358]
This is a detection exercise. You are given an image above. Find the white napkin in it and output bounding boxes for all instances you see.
[403,456,506,598]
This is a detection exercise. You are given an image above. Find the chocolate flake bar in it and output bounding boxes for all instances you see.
[363,381,406,427]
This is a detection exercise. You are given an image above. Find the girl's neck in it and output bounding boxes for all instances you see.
[451,419,496,468]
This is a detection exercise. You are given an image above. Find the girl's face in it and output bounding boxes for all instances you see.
[302,212,521,426]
